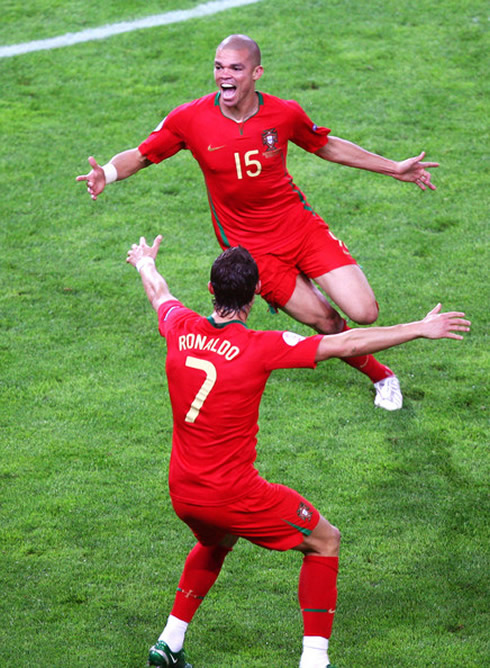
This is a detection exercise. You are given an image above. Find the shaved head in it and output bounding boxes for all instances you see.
[216,34,261,67]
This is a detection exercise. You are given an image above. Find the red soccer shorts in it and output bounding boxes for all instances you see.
[171,478,320,551]
[254,214,357,309]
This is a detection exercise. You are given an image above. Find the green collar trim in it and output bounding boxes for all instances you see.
[207,315,248,329]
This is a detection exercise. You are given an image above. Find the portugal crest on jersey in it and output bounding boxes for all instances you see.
[297,502,313,522]
[262,128,278,151]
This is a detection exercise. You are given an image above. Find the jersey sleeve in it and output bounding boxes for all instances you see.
[260,330,323,371]
[157,299,187,338]
[286,99,330,153]
[138,106,188,164]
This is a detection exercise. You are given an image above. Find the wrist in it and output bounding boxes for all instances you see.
[102,162,118,184]
[136,256,155,272]
[404,320,423,339]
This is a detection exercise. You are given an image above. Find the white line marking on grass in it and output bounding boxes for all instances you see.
[0,0,263,58]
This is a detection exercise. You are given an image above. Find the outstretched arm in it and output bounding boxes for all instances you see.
[315,304,470,362]
[76,149,152,200]
[126,235,176,312]
[316,136,439,191]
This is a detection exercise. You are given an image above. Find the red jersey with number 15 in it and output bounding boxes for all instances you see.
[158,299,322,506]
[139,92,330,253]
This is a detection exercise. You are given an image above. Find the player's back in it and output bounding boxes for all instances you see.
[158,299,320,505]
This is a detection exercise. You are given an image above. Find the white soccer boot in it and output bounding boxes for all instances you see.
[374,374,403,411]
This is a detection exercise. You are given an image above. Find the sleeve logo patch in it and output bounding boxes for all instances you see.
[282,331,306,346]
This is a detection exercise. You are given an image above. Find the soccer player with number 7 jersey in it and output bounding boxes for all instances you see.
[78,34,439,411]
[126,234,469,668]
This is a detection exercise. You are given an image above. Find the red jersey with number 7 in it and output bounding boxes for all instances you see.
[158,299,322,506]
[139,92,330,253]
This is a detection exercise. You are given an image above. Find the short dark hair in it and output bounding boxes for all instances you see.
[216,34,261,67]
[210,246,259,317]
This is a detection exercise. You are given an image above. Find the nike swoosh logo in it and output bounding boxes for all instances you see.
[208,144,226,151]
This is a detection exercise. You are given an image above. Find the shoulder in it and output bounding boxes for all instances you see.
[248,327,300,350]
[169,92,217,117]
[161,93,218,135]
[158,299,194,330]
[251,329,322,369]
[260,92,305,114]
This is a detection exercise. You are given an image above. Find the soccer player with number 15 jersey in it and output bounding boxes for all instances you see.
[78,34,439,411]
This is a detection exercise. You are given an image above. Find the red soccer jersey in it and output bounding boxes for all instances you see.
[158,299,322,506]
[139,92,330,253]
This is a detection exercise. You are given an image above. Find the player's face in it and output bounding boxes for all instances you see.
[214,47,263,109]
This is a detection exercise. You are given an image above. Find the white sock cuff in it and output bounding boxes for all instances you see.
[159,614,189,652]
[302,636,329,651]
[167,614,189,630]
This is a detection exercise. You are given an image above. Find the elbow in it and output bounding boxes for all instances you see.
[135,149,151,168]
[316,136,340,162]
[315,146,332,162]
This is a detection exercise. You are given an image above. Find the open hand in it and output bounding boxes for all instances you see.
[421,303,471,339]
[76,156,106,200]
[394,151,439,191]
[126,235,163,268]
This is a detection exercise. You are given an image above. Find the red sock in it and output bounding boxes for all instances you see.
[340,320,393,383]
[171,542,231,622]
[299,555,339,638]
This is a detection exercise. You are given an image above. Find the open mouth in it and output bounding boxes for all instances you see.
[221,83,237,101]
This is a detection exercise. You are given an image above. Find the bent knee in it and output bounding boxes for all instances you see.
[327,525,341,552]
[312,312,344,334]
[348,301,379,325]
[314,524,341,557]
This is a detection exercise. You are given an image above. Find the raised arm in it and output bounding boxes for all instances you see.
[126,235,176,312]
[315,304,470,362]
[316,136,439,191]
[76,149,152,200]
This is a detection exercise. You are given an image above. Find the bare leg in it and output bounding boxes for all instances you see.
[283,265,379,329]
[314,264,378,324]
[281,270,400,409]
[282,273,345,334]
[313,266,402,408]
[294,515,340,558]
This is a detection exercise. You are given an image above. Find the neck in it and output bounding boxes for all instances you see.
[219,92,259,123]
[211,304,251,324]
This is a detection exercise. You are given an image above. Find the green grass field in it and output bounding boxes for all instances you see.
[1,1,488,666]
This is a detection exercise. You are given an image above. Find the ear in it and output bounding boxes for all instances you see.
[208,281,215,295]
[253,65,264,82]
[254,279,262,295]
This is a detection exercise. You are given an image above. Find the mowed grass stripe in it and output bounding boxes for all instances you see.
[0,0,263,58]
